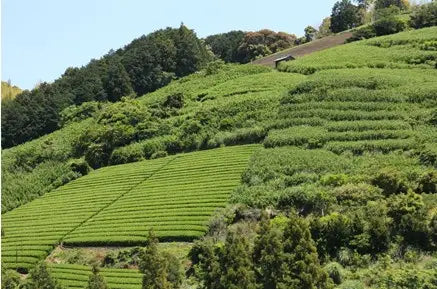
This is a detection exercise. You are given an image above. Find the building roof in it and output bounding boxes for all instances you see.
[274,54,294,62]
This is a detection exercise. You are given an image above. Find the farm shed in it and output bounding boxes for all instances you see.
[274,54,295,68]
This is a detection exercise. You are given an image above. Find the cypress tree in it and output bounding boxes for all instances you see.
[103,56,133,102]
[282,211,332,289]
[27,262,63,289]
[140,230,170,289]
[86,265,109,289]
[219,228,256,289]
[253,211,287,289]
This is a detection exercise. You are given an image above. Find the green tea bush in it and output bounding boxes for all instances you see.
[371,167,409,196]
[333,183,383,206]
[279,28,437,73]
[324,139,416,155]
[263,126,327,148]
[416,170,437,194]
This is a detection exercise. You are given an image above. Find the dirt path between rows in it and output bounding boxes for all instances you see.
[252,32,353,68]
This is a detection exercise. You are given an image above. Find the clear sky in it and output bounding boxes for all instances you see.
[2,0,339,90]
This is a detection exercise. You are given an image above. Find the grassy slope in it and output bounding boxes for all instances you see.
[1,65,305,212]
[1,81,22,100]
[2,28,436,213]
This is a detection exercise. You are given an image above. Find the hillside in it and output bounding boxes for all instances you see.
[2,145,258,271]
[1,81,22,100]
[2,27,437,288]
[1,24,212,148]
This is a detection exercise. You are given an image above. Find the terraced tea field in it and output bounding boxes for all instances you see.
[1,145,259,271]
[278,27,437,74]
[50,264,142,289]
[264,68,437,155]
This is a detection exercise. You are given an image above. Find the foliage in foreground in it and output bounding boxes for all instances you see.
[86,266,108,289]
[190,211,332,289]
[140,230,182,289]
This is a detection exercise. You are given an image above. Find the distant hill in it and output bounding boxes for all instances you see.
[1,81,22,100]
[1,24,212,148]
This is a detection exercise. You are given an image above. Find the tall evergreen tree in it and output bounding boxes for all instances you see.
[282,212,331,289]
[103,56,133,102]
[26,262,63,289]
[253,211,287,289]
[330,0,362,33]
[188,240,222,289]
[86,265,109,289]
[174,24,208,77]
[140,230,171,289]
[219,229,256,289]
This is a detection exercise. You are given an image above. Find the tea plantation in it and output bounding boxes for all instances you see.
[1,145,259,271]
[50,264,141,289]
[2,27,437,288]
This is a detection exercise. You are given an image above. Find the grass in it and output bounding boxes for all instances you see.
[1,145,259,271]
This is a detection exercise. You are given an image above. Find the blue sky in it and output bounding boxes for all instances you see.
[2,0,339,89]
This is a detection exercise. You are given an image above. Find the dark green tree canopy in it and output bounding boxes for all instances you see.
[330,0,362,33]
[2,24,211,149]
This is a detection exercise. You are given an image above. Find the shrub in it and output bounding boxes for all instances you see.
[86,266,108,289]
[68,158,91,175]
[416,170,437,194]
[333,183,383,206]
[350,201,392,254]
[373,17,407,36]
[278,185,335,215]
[319,174,349,187]
[163,92,184,110]
[205,59,226,75]
[410,1,437,29]
[1,269,21,289]
[387,192,429,247]
[324,262,344,285]
[417,144,437,167]
[371,167,408,196]
[85,143,112,169]
[26,262,63,289]
[348,25,377,42]
[60,102,101,127]
[430,212,437,246]
[109,143,144,165]
[311,213,352,257]
[150,151,168,159]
